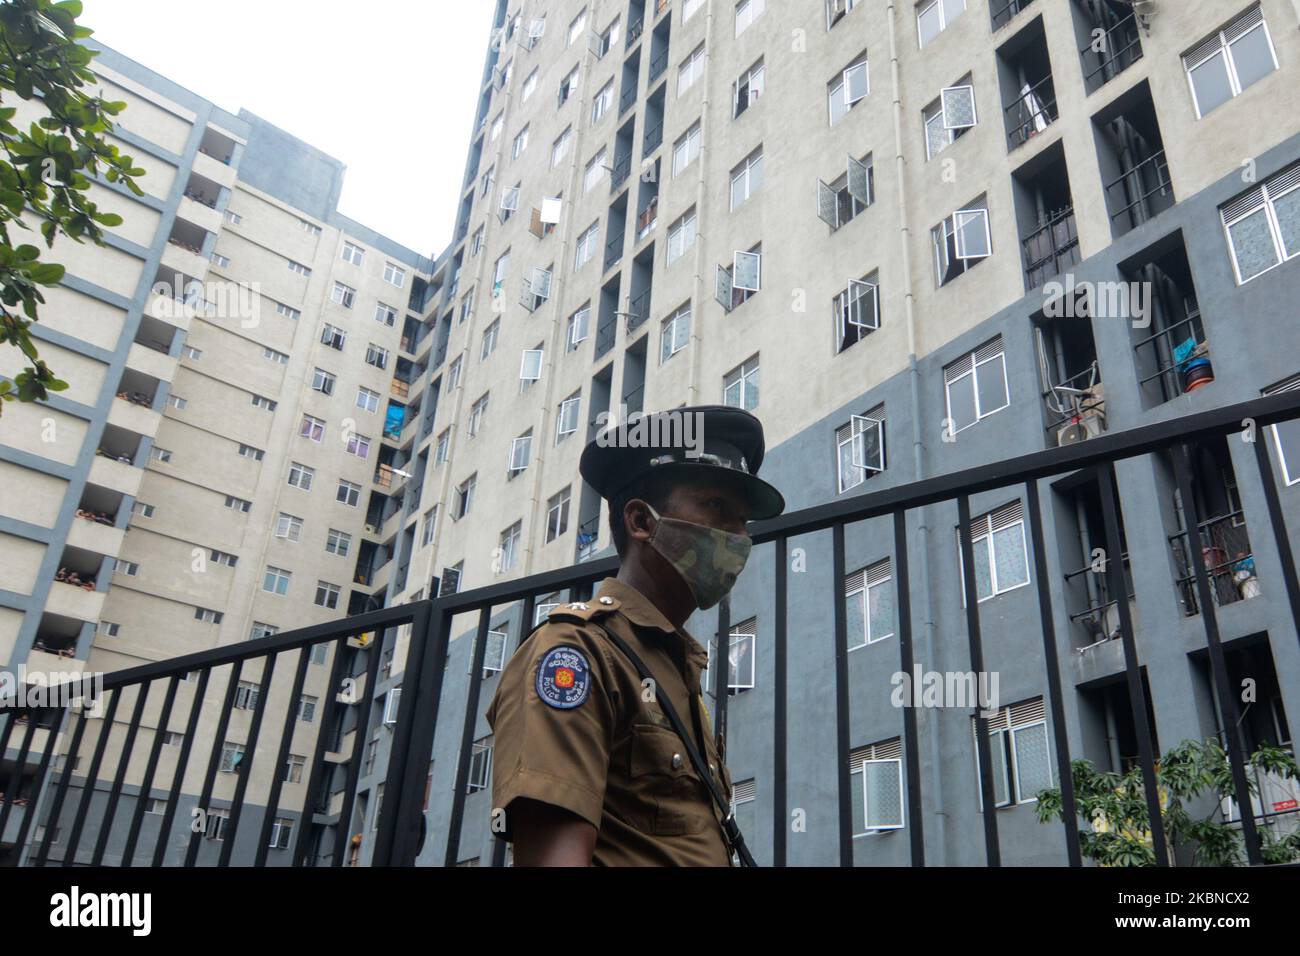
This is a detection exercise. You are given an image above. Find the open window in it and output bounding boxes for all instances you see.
[508,435,531,476]
[942,85,978,131]
[818,154,874,231]
[519,349,544,383]
[529,197,563,238]
[498,184,519,223]
[520,267,553,312]
[954,207,992,259]
[837,276,880,353]
[850,414,885,474]
[716,249,762,312]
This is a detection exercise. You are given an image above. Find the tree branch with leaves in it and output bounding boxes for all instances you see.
[0,0,144,416]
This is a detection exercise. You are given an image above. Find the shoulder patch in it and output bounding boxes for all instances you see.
[535,645,593,710]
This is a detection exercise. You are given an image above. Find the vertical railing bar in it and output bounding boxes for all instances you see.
[293,634,353,868]
[220,652,280,865]
[91,680,152,865]
[1096,462,1169,864]
[893,510,925,866]
[712,597,731,752]
[492,596,534,868]
[121,676,179,866]
[831,522,853,866]
[330,625,387,867]
[184,659,244,867]
[1172,443,1262,864]
[61,688,121,866]
[1252,433,1300,648]
[773,535,788,868]
[444,606,494,867]
[388,604,451,867]
[957,494,1001,867]
[255,647,312,867]
[152,668,211,867]
[34,692,94,867]
[1024,480,1083,866]
[13,705,67,866]
[0,707,40,840]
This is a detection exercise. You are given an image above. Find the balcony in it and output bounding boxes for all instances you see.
[178,194,223,235]
[643,120,663,156]
[192,148,236,188]
[65,515,125,559]
[1104,152,1173,237]
[391,379,411,399]
[635,198,658,243]
[1004,74,1058,151]
[1021,206,1079,291]
[626,17,643,50]
[107,394,161,437]
[1079,9,1143,94]
[576,515,601,562]
[44,581,105,625]
[160,238,209,279]
[648,47,668,85]
[610,153,632,193]
[1171,512,1258,616]
[125,342,177,383]
[89,452,142,498]
[990,0,1033,31]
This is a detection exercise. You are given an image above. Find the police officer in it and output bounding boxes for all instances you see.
[485,405,785,866]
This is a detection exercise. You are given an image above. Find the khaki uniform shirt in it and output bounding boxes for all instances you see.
[485,576,735,866]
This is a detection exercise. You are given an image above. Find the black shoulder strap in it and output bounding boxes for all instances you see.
[592,622,758,868]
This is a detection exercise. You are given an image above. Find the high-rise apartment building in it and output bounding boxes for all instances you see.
[392,0,1300,866]
[4,0,1300,867]
[0,45,437,862]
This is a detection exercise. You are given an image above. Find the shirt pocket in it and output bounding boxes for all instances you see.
[628,722,712,836]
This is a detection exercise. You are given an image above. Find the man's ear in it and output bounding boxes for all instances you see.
[624,498,655,544]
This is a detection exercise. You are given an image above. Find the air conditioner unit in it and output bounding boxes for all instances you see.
[1057,413,1106,446]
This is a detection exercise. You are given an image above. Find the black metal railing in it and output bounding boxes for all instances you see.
[1004,74,1058,151]
[643,120,663,155]
[648,48,668,84]
[604,234,625,272]
[991,0,1033,31]
[626,18,643,49]
[620,84,637,116]
[1133,304,1207,405]
[1081,12,1144,93]
[7,392,1300,867]
[627,287,652,332]
[1063,553,1134,646]
[1171,511,1257,617]
[610,153,632,192]
[1022,206,1079,291]
[1105,151,1174,236]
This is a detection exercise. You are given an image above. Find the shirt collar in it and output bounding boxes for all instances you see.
[596,577,710,670]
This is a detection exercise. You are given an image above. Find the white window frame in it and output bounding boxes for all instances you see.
[678,43,706,97]
[1183,7,1279,119]
[957,504,1031,605]
[735,0,765,38]
[852,755,905,833]
[730,149,762,210]
[917,0,965,49]
[556,394,582,441]
[1221,166,1300,285]
[944,343,1008,434]
[672,123,702,178]
[846,561,894,648]
[723,357,759,410]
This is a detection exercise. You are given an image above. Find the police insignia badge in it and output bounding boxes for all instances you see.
[536,645,592,710]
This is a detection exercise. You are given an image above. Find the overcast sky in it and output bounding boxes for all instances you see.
[81,0,498,256]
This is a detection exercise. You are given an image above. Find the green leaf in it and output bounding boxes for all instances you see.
[28,262,65,284]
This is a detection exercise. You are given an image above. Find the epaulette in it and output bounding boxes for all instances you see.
[546,596,621,624]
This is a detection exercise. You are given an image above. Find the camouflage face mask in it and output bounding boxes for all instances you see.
[645,503,752,610]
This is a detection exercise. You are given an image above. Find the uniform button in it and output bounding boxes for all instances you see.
[599,596,613,605]
[671,753,683,769]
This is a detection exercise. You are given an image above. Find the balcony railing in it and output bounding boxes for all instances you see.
[636,198,658,241]
[576,515,601,562]
[1021,206,1079,291]
[6,392,1300,867]
[643,120,663,154]
[990,0,1033,31]
[1104,151,1174,236]
[1081,13,1144,94]
[1134,304,1208,405]
[1004,74,1058,151]
[604,234,624,272]
[620,84,637,116]
[610,153,632,192]
[1063,553,1133,647]
[626,18,643,50]
[648,48,668,84]
[1171,511,1257,617]
[626,287,652,332]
